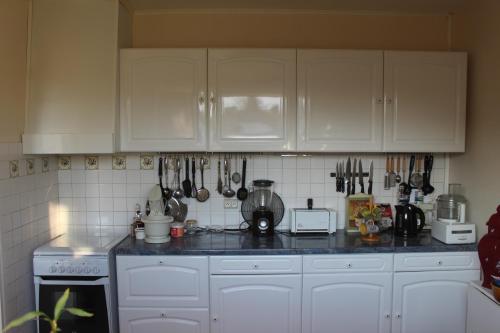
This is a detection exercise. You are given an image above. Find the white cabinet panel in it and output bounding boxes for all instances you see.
[394,252,479,272]
[303,254,393,273]
[210,275,301,333]
[119,308,209,333]
[23,0,129,154]
[210,255,302,274]
[384,51,467,152]
[120,49,208,151]
[297,50,384,152]
[392,270,479,333]
[467,283,500,333]
[302,273,392,333]
[117,256,208,308]
[208,49,297,151]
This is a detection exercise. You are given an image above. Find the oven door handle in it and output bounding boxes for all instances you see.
[34,276,109,286]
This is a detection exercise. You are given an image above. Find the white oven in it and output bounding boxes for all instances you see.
[33,230,126,333]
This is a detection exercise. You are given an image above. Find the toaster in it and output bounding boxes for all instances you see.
[290,208,337,234]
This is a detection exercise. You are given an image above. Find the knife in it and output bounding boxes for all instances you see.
[359,159,364,193]
[345,158,351,196]
[340,161,345,193]
[336,162,340,192]
[351,158,357,195]
[368,161,374,195]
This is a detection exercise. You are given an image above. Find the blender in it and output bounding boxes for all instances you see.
[252,180,275,236]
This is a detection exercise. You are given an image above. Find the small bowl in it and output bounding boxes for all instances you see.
[492,283,500,302]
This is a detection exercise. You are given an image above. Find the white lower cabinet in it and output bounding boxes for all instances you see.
[467,282,500,333]
[302,273,392,333]
[119,308,209,333]
[210,275,301,333]
[116,253,479,333]
[392,270,479,333]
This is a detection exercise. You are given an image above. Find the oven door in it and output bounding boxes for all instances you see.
[34,276,111,333]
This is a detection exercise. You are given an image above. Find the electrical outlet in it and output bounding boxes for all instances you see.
[224,198,238,209]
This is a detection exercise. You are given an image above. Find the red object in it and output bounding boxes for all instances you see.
[478,205,500,288]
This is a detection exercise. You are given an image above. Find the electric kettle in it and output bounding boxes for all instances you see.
[395,204,426,237]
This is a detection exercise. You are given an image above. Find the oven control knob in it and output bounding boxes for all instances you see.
[58,266,65,273]
[76,267,83,273]
[67,267,74,273]
[84,267,91,274]
[93,267,100,274]
[49,266,57,273]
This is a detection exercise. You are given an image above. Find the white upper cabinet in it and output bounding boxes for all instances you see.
[297,50,384,152]
[23,0,131,154]
[383,51,467,152]
[120,49,208,152]
[208,49,297,151]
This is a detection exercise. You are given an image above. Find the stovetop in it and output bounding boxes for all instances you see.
[34,228,128,257]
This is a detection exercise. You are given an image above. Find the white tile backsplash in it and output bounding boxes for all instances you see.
[57,153,448,231]
[0,145,59,331]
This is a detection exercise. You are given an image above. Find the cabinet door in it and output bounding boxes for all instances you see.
[119,308,209,333]
[120,49,208,151]
[302,273,392,333]
[208,49,297,151]
[384,51,467,152]
[392,270,479,333]
[117,256,208,308]
[23,0,124,154]
[210,275,301,333]
[297,50,384,152]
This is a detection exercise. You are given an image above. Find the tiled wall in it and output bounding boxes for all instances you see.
[0,144,59,333]
[57,153,448,232]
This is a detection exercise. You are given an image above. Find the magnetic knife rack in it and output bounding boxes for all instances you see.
[330,172,370,177]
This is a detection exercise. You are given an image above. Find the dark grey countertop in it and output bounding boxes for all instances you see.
[114,230,477,256]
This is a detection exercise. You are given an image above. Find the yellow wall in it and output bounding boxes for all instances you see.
[0,0,28,143]
[450,0,500,236]
[134,10,451,50]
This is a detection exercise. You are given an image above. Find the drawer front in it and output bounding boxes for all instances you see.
[303,254,394,273]
[119,307,209,333]
[210,256,302,274]
[394,252,479,272]
[117,256,209,307]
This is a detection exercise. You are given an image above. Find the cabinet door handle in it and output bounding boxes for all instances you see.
[213,317,218,321]
[253,264,259,269]
[437,260,443,265]
[395,314,401,319]
[161,313,167,318]
[386,97,393,105]
[385,314,390,319]
[198,92,206,106]
[346,263,352,269]
[158,260,165,265]
[376,97,384,104]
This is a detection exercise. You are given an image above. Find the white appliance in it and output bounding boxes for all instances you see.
[33,228,127,333]
[290,208,336,234]
[431,220,476,244]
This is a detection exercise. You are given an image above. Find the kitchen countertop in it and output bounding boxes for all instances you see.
[114,230,477,255]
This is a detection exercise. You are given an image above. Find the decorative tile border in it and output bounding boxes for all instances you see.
[42,157,49,173]
[85,156,99,170]
[140,154,154,170]
[26,159,35,175]
[112,155,126,170]
[58,156,71,170]
[9,160,19,178]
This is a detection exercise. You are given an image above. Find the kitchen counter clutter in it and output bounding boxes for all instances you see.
[115,230,477,256]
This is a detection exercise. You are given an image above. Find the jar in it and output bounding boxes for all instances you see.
[185,219,198,234]
[135,227,145,240]
[170,222,185,238]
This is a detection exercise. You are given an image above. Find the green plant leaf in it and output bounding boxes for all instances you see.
[3,311,47,332]
[54,288,70,321]
[65,308,94,317]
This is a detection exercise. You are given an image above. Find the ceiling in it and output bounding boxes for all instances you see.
[128,0,466,13]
